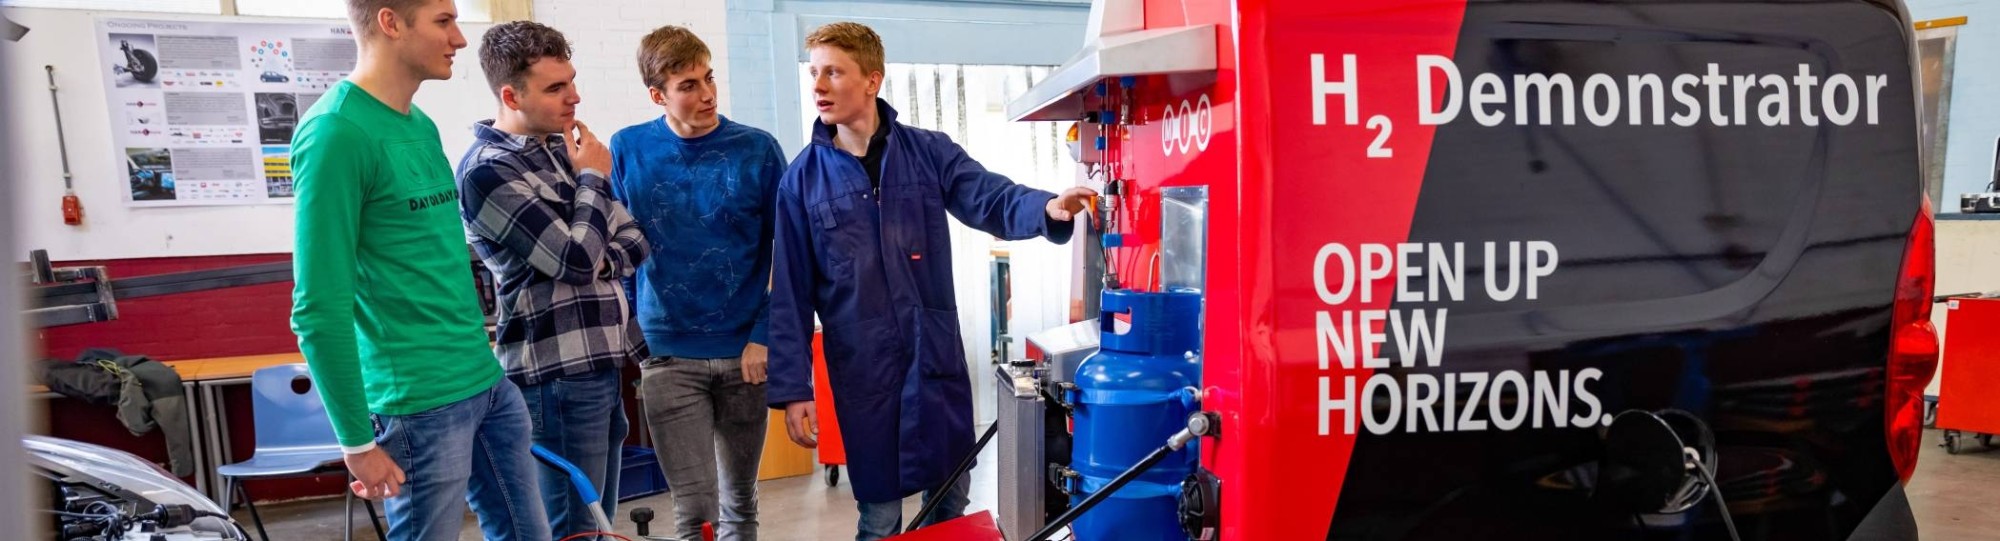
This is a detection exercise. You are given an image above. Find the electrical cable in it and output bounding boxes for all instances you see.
[1688,457,1742,541]
[52,501,128,540]
[557,532,635,541]
[43,510,119,519]
[87,501,125,533]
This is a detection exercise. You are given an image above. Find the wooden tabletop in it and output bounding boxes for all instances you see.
[30,352,306,394]
[168,352,305,381]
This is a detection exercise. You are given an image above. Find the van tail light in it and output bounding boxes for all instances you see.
[1886,197,1940,482]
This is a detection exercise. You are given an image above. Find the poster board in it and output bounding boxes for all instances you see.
[96,17,355,207]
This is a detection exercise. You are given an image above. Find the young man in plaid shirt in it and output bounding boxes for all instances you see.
[454,21,648,538]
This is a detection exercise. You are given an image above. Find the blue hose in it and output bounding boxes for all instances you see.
[531,444,619,535]
[530,444,601,506]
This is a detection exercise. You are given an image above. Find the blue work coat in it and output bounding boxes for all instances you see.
[768,101,1073,503]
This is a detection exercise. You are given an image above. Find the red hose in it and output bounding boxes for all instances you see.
[557,533,635,541]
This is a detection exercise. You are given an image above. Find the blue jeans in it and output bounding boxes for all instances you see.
[375,379,549,541]
[854,473,970,541]
[523,369,629,538]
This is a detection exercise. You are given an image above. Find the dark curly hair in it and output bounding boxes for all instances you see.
[479,21,573,98]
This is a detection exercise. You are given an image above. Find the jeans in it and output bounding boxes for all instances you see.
[375,379,549,541]
[639,356,767,541]
[522,369,629,538]
[854,473,970,541]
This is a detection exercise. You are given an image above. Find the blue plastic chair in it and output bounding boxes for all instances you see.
[215,363,384,541]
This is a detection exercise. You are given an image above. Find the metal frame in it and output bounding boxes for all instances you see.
[992,256,1013,363]
[27,256,293,329]
[201,376,250,501]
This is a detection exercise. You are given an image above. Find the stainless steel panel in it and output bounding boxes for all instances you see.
[1025,318,1101,383]
[995,365,1047,540]
[1161,186,1209,292]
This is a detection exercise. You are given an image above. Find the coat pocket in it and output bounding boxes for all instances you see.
[821,313,898,398]
[810,199,854,277]
[809,199,840,229]
[915,307,968,380]
[903,306,975,491]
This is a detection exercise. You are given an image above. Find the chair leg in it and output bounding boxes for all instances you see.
[365,499,386,540]
[218,478,234,513]
[344,484,355,541]
[235,481,271,541]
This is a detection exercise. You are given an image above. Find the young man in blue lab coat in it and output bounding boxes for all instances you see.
[764,21,1096,541]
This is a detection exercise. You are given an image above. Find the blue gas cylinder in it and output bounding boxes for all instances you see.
[1070,289,1202,541]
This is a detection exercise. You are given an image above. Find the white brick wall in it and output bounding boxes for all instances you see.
[725,0,781,138]
[528,0,732,135]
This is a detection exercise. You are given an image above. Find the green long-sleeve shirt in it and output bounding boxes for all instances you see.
[290,81,500,448]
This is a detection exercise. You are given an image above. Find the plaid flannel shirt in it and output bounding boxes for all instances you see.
[456,120,649,386]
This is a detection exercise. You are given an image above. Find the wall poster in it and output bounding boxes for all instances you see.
[98,17,356,207]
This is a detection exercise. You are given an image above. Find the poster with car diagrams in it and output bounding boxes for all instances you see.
[98,17,357,207]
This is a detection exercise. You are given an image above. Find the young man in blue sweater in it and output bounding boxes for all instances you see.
[608,25,786,541]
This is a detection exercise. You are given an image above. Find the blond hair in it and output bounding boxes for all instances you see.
[803,22,884,76]
[346,0,427,38]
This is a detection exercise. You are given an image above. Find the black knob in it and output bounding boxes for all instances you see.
[1179,469,1222,541]
[630,506,655,536]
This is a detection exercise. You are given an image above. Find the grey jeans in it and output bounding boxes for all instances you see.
[639,356,768,541]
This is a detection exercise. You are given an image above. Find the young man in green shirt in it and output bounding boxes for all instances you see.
[290,1,547,539]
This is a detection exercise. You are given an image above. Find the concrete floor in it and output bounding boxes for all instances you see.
[236,428,2000,540]
[236,439,1003,541]
[1906,428,2000,540]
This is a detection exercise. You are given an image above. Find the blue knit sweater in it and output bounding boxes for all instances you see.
[608,116,785,359]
